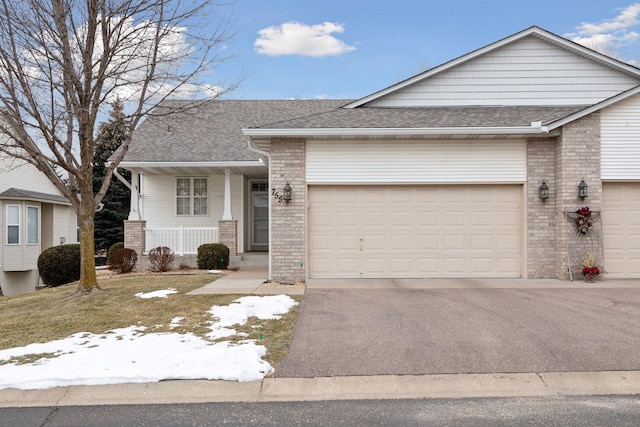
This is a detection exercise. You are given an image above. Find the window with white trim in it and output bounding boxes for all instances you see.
[27,205,39,244]
[6,205,20,244]
[176,177,208,216]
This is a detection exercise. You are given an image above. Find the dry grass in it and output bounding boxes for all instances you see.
[0,271,300,368]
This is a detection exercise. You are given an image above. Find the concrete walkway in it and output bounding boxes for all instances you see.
[2,371,640,407]
[187,267,304,296]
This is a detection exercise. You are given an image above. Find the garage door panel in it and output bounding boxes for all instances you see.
[471,258,494,273]
[443,212,465,226]
[498,258,520,273]
[309,185,522,278]
[603,183,640,278]
[471,235,493,250]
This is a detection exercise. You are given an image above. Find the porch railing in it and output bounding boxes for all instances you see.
[144,227,218,255]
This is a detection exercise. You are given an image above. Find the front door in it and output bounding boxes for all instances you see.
[251,185,269,250]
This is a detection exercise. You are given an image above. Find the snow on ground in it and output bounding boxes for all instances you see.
[0,293,298,390]
[135,288,177,299]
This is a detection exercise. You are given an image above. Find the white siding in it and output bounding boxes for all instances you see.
[306,140,526,184]
[0,153,62,195]
[0,270,40,296]
[601,94,640,180]
[369,37,639,107]
[53,204,78,245]
[141,173,245,252]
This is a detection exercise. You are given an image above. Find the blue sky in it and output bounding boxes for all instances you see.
[213,1,640,100]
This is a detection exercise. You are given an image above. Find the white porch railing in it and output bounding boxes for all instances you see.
[144,227,219,255]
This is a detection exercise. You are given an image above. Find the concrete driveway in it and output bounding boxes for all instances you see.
[275,279,640,378]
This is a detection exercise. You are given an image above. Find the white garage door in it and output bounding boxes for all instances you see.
[308,185,522,278]
[602,182,640,278]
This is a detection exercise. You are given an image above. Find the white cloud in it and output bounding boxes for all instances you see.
[255,21,356,57]
[566,3,640,60]
[575,3,640,35]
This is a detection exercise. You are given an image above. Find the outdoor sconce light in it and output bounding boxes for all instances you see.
[538,181,549,201]
[578,179,588,200]
[282,183,292,203]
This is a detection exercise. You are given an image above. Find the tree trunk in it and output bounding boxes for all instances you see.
[77,184,100,292]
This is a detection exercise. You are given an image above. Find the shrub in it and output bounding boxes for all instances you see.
[38,244,81,287]
[107,242,124,261]
[197,243,229,270]
[148,246,175,272]
[107,248,137,274]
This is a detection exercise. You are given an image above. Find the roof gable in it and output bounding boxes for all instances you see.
[347,26,640,108]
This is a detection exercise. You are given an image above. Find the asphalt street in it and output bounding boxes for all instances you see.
[3,395,640,426]
[277,287,640,377]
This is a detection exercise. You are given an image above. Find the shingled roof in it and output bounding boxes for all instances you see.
[124,99,349,163]
[0,188,69,205]
[251,105,588,130]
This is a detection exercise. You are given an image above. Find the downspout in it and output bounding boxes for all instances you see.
[246,138,272,280]
[111,165,141,221]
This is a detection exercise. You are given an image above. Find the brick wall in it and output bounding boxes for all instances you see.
[526,138,557,278]
[269,139,306,283]
[218,220,237,256]
[554,112,602,279]
[124,220,146,256]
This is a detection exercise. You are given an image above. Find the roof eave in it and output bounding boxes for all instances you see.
[242,125,552,138]
[117,160,265,169]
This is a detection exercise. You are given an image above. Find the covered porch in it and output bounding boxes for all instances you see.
[117,160,268,263]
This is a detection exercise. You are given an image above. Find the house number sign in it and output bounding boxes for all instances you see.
[271,188,285,203]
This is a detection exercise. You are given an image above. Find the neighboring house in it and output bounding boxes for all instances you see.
[123,26,640,282]
[0,154,78,296]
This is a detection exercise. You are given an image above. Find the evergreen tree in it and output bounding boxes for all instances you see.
[93,101,131,252]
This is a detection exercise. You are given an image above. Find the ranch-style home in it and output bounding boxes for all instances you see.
[121,26,640,283]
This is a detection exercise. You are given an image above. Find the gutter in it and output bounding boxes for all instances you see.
[112,166,132,190]
[246,137,272,280]
[117,160,265,169]
[242,125,551,138]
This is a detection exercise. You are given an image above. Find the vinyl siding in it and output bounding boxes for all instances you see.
[601,93,640,180]
[141,173,245,252]
[0,154,62,195]
[306,140,526,183]
[0,270,40,296]
[369,37,639,107]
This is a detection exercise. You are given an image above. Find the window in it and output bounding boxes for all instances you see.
[6,205,19,244]
[27,205,39,244]
[176,177,208,216]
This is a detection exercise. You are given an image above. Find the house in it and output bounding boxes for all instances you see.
[123,26,640,282]
[0,153,78,296]
[118,100,346,266]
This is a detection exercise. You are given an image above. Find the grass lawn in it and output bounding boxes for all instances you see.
[0,271,300,369]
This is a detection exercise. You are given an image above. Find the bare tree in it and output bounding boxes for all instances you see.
[0,0,238,292]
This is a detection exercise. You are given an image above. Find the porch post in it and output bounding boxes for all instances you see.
[128,172,141,220]
[222,168,232,220]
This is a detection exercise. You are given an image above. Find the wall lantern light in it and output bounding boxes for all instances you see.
[538,181,549,201]
[282,183,292,203]
[578,179,588,200]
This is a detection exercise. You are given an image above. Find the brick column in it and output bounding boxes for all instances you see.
[218,220,237,256]
[124,220,146,256]
[526,138,557,278]
[270,139,306,284]
[555,112,602,279]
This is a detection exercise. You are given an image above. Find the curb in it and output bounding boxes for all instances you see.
[1,371,639,407]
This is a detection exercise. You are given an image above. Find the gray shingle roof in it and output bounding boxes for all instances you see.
[124,99,349,162]
[254,105,589,129]
[0,188,69,204]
